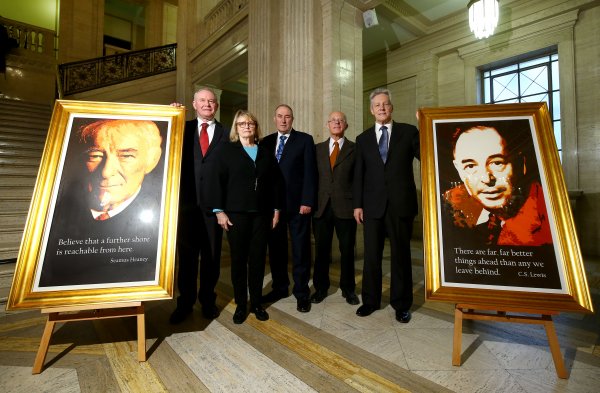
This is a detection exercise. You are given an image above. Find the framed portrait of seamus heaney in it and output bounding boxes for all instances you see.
[7,100,186,310]
[418,103,592,313]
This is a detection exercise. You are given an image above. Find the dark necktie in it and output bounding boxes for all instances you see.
[330,141,339,170]
[199,122,209,156]
[276,135,287,162]
[378,126,388,163]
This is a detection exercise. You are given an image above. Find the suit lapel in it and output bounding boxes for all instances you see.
[205,122,223,157]
[386,122,400,159]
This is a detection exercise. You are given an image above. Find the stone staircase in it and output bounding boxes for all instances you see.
[0,98,52,306]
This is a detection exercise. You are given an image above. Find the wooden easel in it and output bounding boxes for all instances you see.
[32,301,146,374]
[452,303,568,379]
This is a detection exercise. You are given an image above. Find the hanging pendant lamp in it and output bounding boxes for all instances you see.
[468,0,499,39]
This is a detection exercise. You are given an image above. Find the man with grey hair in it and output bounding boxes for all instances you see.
[353,88,420,323]
[170,87,228,324]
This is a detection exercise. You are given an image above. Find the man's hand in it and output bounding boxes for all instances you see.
[216,212,232,231]
[299,205,312,215]
[272,210,280,229]
[170,102,184,108]
[353,208,363,224]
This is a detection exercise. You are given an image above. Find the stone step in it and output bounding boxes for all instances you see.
[0,212,27,227]
[0,185,35,199]
[0,262,16,306]
[0,164,41,176]
[0,121,50,134]
[0,133,47,145]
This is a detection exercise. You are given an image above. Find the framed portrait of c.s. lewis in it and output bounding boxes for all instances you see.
[418,103,592,313]
[7,100,185,310]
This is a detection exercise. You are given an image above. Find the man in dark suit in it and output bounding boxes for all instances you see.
[353,88,420,323]
[311,111,359,305]
[170,87,228,324]
[261,104,317,313]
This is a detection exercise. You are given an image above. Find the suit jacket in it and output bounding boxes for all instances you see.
[353,121,420,219]
[261,129,317,213]
[210,141,283,213]
[179,119,228,215]
[314,138,355,219]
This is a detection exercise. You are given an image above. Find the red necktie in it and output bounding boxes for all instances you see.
[199,122,209,156]
[330,141,339,170]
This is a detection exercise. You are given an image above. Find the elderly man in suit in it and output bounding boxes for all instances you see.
[261,104,317,313]
[311,111,359,305]
[353,88,420,323]
[170,87,228,324]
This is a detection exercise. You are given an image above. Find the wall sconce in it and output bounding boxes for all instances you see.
[468,0,499,39]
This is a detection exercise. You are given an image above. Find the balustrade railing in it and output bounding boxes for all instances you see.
[198,0,249,43]
[58,43,177,96]
[1,16,55,57]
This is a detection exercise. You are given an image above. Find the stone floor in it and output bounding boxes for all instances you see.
[0,240,599,392]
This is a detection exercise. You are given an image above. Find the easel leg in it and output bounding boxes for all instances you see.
[137,304,146,361]
[452,306,463,366]
[32,315,56,374]
[543,315,568,379]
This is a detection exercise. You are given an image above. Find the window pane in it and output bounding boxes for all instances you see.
[552,61,559,89]
[490,64,518,76]
[484,82,491,102]
[520,56,549,68]
[520,66,548,96]
[495,98,519,104]
[551,53,558,61]
[553,121,562,151]
[493,74,518,101]
[553,91,561,120]
[521,93,548,105]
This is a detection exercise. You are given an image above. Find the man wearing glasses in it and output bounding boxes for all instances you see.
[311,111,359,306]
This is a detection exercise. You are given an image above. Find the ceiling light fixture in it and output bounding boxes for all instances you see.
[468,0,499,39]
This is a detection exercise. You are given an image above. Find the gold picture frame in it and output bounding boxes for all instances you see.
[418,102,592,313]
[7,100,185,310]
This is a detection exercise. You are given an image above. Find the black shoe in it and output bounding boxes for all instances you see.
[233,306,247,324]
[356,304,378,317]
[296,298,311,313]
[342,290,360,305]
[202,304,220,319]
[395,310,412,323]
[169,307,192,324]
[310,290,327,304]
[261,290,288,304]
[251,306,269,321]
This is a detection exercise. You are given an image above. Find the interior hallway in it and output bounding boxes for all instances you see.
[1,239,599,392]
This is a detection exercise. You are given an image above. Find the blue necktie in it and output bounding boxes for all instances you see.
[378,126,388,163]
[276,135,287,162]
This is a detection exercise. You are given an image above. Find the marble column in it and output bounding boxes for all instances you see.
[319,0,363,141]
[58,0,104,63]
[175,0,195,112]
[248,0,361,138]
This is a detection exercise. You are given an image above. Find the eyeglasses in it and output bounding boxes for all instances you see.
[236,121,256,128]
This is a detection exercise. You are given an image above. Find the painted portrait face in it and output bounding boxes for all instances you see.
[82,120,162,211]
[453,127,514,211]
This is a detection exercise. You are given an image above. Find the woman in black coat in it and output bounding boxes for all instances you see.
[212,110,282,324]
